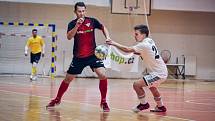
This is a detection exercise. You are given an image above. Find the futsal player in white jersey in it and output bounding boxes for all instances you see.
[106,24,168,112]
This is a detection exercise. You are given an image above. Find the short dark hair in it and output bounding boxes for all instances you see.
[74,2,86,11]
[32,29,37,32]
[134,25,149,37]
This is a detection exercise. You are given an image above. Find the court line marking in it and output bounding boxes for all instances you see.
[185,99,215,106]
[1,80,214,94]
[1,81,214,107]
[0,89,194,121]
[1,81,214,104]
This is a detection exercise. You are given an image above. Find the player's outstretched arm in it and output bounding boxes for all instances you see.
[42,44,45,57]
[106,40,135,53]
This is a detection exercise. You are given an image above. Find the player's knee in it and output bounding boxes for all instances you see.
[133,80,145,89]
[133,81,140,89]
[64,75,75,83]
[95,68,107,80]
[98,74,107,80]
[64,78,72,83]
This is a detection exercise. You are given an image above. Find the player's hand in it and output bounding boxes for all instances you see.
[106,40,114,45]
[24,52,28,56]
[105,38,111,42]
[42,53,45,57]
[76,18,84,27]
[106,40,111,45]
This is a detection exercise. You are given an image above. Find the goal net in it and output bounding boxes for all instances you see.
[0,24,53,76]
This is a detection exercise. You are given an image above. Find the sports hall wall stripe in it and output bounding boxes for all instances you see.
[0,21,57,79]
[0,33,53,38]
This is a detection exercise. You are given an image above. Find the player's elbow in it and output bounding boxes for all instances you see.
[67,32,75,40]
[67,36,71,40]
[67,35,72,40]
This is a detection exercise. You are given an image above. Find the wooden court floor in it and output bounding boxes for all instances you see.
[0,76,215,121]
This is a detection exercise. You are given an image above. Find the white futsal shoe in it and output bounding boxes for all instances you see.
[132,103,150,113]
[30,75,33,80]
[30,75,37,81]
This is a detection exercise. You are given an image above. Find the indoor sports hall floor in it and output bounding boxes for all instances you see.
[0,76,214,121]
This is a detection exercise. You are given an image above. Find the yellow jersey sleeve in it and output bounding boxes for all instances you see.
[26,38,31,47]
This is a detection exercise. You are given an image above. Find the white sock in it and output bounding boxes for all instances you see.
[154,96,163,107]
[138,95,147,104]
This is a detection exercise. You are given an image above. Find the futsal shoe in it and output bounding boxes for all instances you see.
[32,75,37,81]
[46,98,61,108]
[30,75,37,81]
[100,102,110,112]
[150,105,167,112]
[132,102,150,113]
[30,75,33,80]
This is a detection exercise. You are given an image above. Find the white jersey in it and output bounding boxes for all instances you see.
[132,38,168,79]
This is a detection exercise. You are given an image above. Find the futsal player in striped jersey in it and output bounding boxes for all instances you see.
[106,25,168,112]
[25,29,45,80]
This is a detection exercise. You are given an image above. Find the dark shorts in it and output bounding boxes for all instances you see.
[30,52,41,64]
[67,54,105,75]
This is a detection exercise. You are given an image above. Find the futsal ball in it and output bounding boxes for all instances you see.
[95,45,108,60]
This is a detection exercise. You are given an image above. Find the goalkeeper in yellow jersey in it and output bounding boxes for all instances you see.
[25,29,45,80]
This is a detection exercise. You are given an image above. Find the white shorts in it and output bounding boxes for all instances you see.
[142,74,166,87]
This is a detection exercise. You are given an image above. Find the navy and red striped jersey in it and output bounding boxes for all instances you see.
[67,17,104,58]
